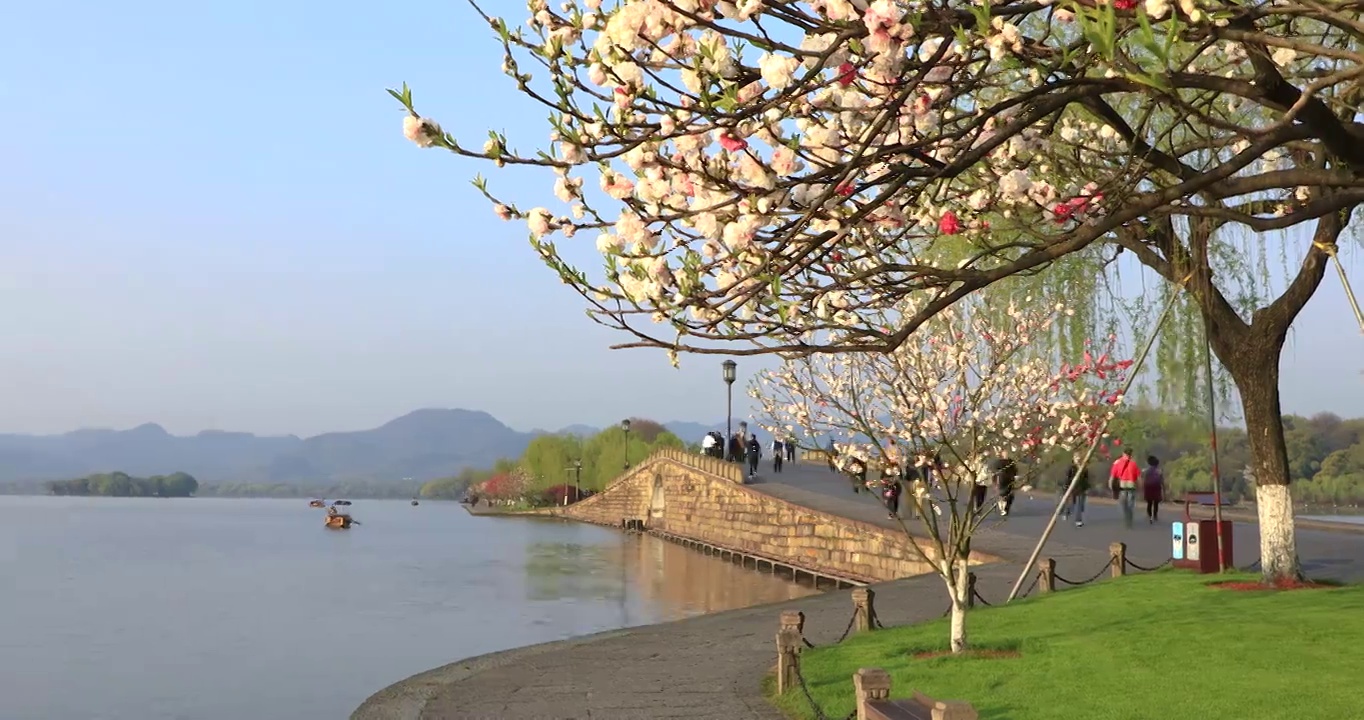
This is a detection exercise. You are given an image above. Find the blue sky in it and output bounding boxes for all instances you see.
[1,1,1360,437]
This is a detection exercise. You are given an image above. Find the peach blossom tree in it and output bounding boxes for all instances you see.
[750,296,1130,652]
[392,0,1364,583]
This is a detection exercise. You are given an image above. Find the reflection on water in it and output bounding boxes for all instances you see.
[526,530,820,621]
[524,541,623,601]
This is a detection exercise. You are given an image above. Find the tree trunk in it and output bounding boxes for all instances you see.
[1229,352,1304,584]
[947,558,970,653]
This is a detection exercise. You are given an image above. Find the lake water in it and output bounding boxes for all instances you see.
[0,497,817,720]
[1303,514,1364,526]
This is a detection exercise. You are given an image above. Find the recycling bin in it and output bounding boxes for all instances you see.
[1173,519,1233,574]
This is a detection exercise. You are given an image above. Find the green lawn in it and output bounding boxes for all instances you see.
[773,571,1364,720]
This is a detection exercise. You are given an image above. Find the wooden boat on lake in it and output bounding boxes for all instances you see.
[309,499,325,508]
[324,504,358,529]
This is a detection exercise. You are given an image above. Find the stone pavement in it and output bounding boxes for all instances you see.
[753,462,1364,583]
[355,459,1364,720]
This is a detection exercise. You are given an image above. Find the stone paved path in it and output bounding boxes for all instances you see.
[356,459,1364,720]
[753,462,1364,583]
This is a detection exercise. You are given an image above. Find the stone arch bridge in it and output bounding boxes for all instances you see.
[543,448,967,584]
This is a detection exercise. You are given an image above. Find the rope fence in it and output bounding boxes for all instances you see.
[779,541,1183,720]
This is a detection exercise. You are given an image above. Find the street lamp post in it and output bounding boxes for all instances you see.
[621,418,632,470]
[722,360,737,462]
[565,460,583,505]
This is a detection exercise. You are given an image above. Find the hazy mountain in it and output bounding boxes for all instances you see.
[0,409,535,487]
[0,410,787,492]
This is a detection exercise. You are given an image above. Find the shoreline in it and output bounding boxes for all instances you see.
[354,489,1364,719]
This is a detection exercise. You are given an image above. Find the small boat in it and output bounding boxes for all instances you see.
[324,513,353,529]
[333,499,353,506]
[411,499,419,506]
[309,499,325,508]
[324,504,359,529]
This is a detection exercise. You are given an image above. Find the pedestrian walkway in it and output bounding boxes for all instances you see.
[753,462,1364,582]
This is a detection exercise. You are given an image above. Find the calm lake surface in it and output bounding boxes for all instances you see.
[0,497,817,720]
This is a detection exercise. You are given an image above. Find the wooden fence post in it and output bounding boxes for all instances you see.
[1111,542,1127,578]
[775,629,801,695]
[852,587,875,633]
[853,667,892,720]
[780,610,805,639]
[1039,558,1056,594]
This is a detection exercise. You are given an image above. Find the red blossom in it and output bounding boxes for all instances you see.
[837,62,856,86]
[836,183,855,197]
[718,133,748,152]
[1113,0,1137,8]
[938,210,962,235]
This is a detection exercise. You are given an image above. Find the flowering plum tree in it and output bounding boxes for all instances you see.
[750,295,1131,652]
[481,470,531,502]
[393,0,1364,582]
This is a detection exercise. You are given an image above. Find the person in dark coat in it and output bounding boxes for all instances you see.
[746,434,762,479]
[1062,454,1092,527]
[785,437,796,463]
[1143,455,1166,523]
[993,452,1019,517]
[882,475,902,519]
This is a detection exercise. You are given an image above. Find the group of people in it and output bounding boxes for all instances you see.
[1066,447,1167,529]
[831,443,1168,528]
[700,431,797,481]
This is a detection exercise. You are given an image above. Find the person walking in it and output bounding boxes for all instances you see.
[746,434,762,480]
[1110,448,1142,528]
[994,452,1019,517]
[728,433,744,463]
[826,438,838,473]
[701,432,717,457]
[882,474,902,520]
[1062,454,1092,527]
[786,436,796,463]
[847,455,867,494]
[1143,455,1166,524]
[771,438,785,474]
[970,458,990,512]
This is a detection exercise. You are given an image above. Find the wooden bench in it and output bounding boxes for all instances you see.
[1184,491,1228,506]
[855,668,978,720]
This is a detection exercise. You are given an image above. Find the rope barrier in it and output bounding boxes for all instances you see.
[792,653,853,720]
[1125,556,1173,572]
[1054,561,1112,587]
[972,586,992,606]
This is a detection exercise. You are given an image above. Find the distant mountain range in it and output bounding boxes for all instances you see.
[0,410,763,487]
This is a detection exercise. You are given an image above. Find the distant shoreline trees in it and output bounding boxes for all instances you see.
[46,471,199,498]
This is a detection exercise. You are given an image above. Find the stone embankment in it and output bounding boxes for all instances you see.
[543,447,988,583]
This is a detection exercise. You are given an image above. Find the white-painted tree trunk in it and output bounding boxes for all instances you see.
[948,558,970,653]
[1255,483,1302,582]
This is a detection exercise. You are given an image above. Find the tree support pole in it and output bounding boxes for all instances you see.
[1005,278,1187,603]
[1201,304,1227,572]
[1326,246,1364,335]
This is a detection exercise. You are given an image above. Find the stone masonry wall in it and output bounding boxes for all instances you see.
[553,448,991,583]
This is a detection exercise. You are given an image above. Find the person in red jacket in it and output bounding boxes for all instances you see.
[1109,448,1142,529]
